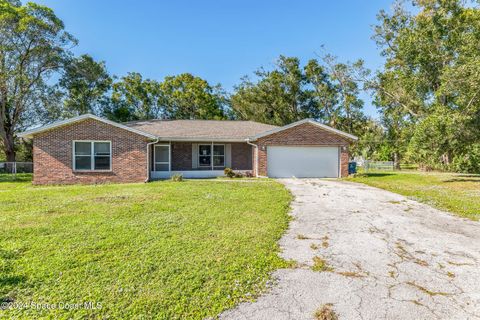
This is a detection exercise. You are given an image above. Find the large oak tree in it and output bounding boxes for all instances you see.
[0,0,76,161]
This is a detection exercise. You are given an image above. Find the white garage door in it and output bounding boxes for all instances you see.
[267,146,339,178]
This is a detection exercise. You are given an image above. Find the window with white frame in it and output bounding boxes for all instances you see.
[154,145,170,171]
[198,144,225,167]
[73,141,111,171]
[213,145,225,167]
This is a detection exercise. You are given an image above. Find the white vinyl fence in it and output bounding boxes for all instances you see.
[0,162,33,174]
[360,160,394,172]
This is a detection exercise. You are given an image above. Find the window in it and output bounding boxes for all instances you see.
[198,144,225,168]
[213,145,225,167]
[73,141,111,171]
[198,145,211,167]
[154,145,170,171]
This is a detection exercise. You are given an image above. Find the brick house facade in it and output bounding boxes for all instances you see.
[20,114,357,184]
[168,142,252,171]
[251,122,352,178]
[32,119,150,185]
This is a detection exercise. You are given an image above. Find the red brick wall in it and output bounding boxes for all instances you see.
[254,122,352,177]
[33,118,150,185]
[231,143,252,170]
[170,142,192,171]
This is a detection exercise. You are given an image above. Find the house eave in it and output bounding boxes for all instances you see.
[18,114,157,140]
[248,118,358,142]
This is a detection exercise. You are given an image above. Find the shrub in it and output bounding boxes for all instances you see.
[171,173,183,182]
[234,172,244,178]
[224,167,235,178]
[451,144,480,173]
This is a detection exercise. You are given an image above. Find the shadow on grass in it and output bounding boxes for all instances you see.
[443,178,480,183]
[0,248,27,305]
[454,174,480,178]
[356,172,396,178]
[0,173,32,183]
[0,275,27,287]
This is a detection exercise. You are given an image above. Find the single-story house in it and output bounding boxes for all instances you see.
[18,114,357,184]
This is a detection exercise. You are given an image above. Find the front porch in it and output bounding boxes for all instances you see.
[149,141,253,179]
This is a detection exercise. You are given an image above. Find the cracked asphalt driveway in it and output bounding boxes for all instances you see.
[220,179,480,320]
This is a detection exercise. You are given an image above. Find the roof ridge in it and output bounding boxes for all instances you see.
[123,119,278,125]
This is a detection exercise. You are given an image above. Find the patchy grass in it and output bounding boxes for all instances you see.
[310,243,319,250]
[0,176,291,319]
[314,303,338,320]
[312,256,333,272]
[336,271,364,278]
[347,171,480,220]
[406,281,450,297]
[322,235,329,248]
[297,234,309,240]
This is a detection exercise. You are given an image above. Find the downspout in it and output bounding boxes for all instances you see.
[145,138,159,182]
[246,138,259,177]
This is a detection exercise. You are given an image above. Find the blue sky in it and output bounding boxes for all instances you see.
[35,0,393,118]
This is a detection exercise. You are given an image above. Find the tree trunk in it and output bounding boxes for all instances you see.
[1,132,16,162]
[393,152,401,170]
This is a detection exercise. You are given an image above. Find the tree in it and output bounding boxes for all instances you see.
[372,0,480,171]
[0,0,76,161]
[231,55,373,156]
[320,55,368,135]
[59,54,112,117]
[232,56,313,126]
[159,73,227,120]
[103,72,162,122]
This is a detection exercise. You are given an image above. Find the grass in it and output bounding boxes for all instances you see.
[314,303,338,320]
[0,174,292,319]
[347,171,480,220]
[311,256,333,272]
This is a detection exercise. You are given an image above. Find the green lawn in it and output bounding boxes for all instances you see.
[347,171,480,220]
[0,175,291,319]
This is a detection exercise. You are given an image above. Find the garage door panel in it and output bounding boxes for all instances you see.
[267,146,339,178]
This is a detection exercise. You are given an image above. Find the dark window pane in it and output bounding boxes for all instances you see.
[155,146,169,162]
[199,145,211,156]
[75,156,91,170]
[94,142,110,156]
[213,156,224,166]
[213,145,224,156]
[199,155,211,166]
[155,163,169,171]
[94,156,110,170]
[75,142,91,156]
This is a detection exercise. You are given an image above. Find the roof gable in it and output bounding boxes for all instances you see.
[248,118,358,141]
[18,114,157,139]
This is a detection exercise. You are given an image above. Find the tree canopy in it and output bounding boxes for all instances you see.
[372,0,480,172]
[59,54,112,117]
[231,55,376,156]
[0,0,76,161]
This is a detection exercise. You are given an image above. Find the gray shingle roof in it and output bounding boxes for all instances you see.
[123,119,279,141]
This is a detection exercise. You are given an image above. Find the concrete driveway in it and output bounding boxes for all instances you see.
[220,179,480,320]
